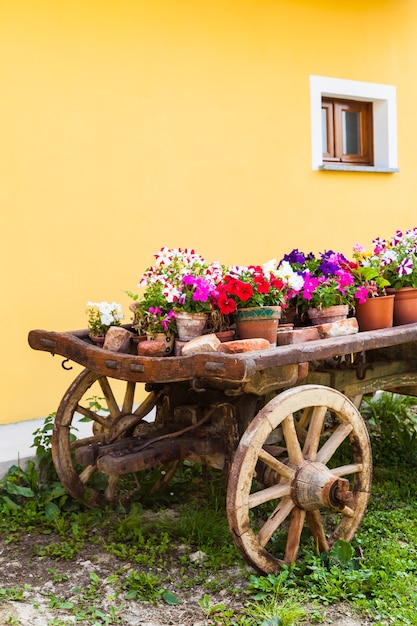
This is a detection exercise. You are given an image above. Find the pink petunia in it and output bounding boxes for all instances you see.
[355,286,370,304]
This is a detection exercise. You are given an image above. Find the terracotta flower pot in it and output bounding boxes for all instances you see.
[215,329,236,343]
[355,295,394,331]
[307,305,349,326]
[236,306,281,346]
[388,287,417,325]
[174,312,208,341]
[89,334,105,346]
[145,332,174,355]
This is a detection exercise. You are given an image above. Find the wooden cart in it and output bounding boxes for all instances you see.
[28,324,417,574]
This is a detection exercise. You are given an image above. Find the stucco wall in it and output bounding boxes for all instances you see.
[2,0,417,423]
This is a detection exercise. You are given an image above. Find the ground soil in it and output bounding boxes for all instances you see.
[0,524,374,626]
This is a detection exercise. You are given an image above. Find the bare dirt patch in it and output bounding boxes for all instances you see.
[0,527,373,626]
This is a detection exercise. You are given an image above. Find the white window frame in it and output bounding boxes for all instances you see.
[310,75,398,172]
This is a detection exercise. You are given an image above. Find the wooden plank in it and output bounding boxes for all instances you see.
[307,360,417,396]
[28,323,417,385]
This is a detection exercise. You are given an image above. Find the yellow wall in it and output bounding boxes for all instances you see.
[2,0,417,423]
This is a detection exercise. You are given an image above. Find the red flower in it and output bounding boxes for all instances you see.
[254,276,270,294]
[217,289,237,315]
[271,277,284,291]
[226,278,253,301]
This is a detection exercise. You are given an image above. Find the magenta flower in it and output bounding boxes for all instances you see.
[355,286,370,304]
[302,275,319,300]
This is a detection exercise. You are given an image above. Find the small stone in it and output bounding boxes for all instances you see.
[103,327,132,352]
[277,326,320,345]
[217,338,270,353]
[316,317,359,339]
[189,550,208,564]
[137,340,167,356]
[181,333,221,356]
[174,339,187,356]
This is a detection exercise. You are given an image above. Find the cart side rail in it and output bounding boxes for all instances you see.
[28,324,417,384]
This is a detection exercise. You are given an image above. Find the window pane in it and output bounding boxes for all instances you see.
[342,111,360,154]
[322,108,328,152]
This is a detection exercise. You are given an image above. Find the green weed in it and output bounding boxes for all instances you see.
[361,391,417,465]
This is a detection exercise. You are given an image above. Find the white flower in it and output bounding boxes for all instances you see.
[275,261,304,291]
[162,284,181,303]
[86,301,124,326]
[381,249,397,266]
[262,259,278,274]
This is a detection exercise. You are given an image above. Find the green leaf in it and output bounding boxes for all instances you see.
[5,483,35,498]
[1,495,20,509]
[260,618,283,626]
[162,590,179,605]
[330,539,354,567]
[44,502,60,521]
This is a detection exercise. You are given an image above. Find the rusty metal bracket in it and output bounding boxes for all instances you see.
[356,362,373,380]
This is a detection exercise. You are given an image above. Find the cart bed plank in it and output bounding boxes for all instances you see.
[28,324,417,384]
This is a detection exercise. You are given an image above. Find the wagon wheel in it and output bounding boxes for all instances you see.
[226,384,372,574]
[52,368,177,507]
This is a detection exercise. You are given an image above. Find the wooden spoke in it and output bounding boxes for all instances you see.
[248,482,291,509]
[284,508,306,563]
[258,448,294,480]
[98,376,121,419]
[296,406,312,434]
[316,422,353,464]
[258,498,295,547]
[79,464,97,484]
[133,391,157,416]
[76,403,110,428]
[306,510,330,553]
[331,463,363,477]
[303,405,327,460]
[52,369,167,507]
[281,414,304,465]
[227,385,372,574]
[122,381,136,414]
[105,474,120,501]
[340,505,355,518]
[149,460,180,495]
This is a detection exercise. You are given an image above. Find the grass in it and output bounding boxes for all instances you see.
[0,393,417,624]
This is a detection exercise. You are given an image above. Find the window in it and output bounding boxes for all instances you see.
[310,76,398,172]
[322,97,373,165]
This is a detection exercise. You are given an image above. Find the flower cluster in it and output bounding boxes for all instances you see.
[119,229,417,339]
[350,243,390,301]
[370,228,417,290]
[137,247,223,315]
[216,260,303,315]
[142,307,177,338]
[87,301,124,337]
[281,249,359,311]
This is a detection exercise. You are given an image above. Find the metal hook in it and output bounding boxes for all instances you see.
[61,359,73,371]
[191,378,206,393]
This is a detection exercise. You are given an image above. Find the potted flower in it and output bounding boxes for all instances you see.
[375,228,417,290]
[86,301,124,343]
[281,249,357,325]
[350,243,394,331]
[127,282,176,335]
[368,228,417,325]
[136,247,223,342]
[216,260,303,344]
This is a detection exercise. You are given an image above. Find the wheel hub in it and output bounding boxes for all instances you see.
[291,460,353,511]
